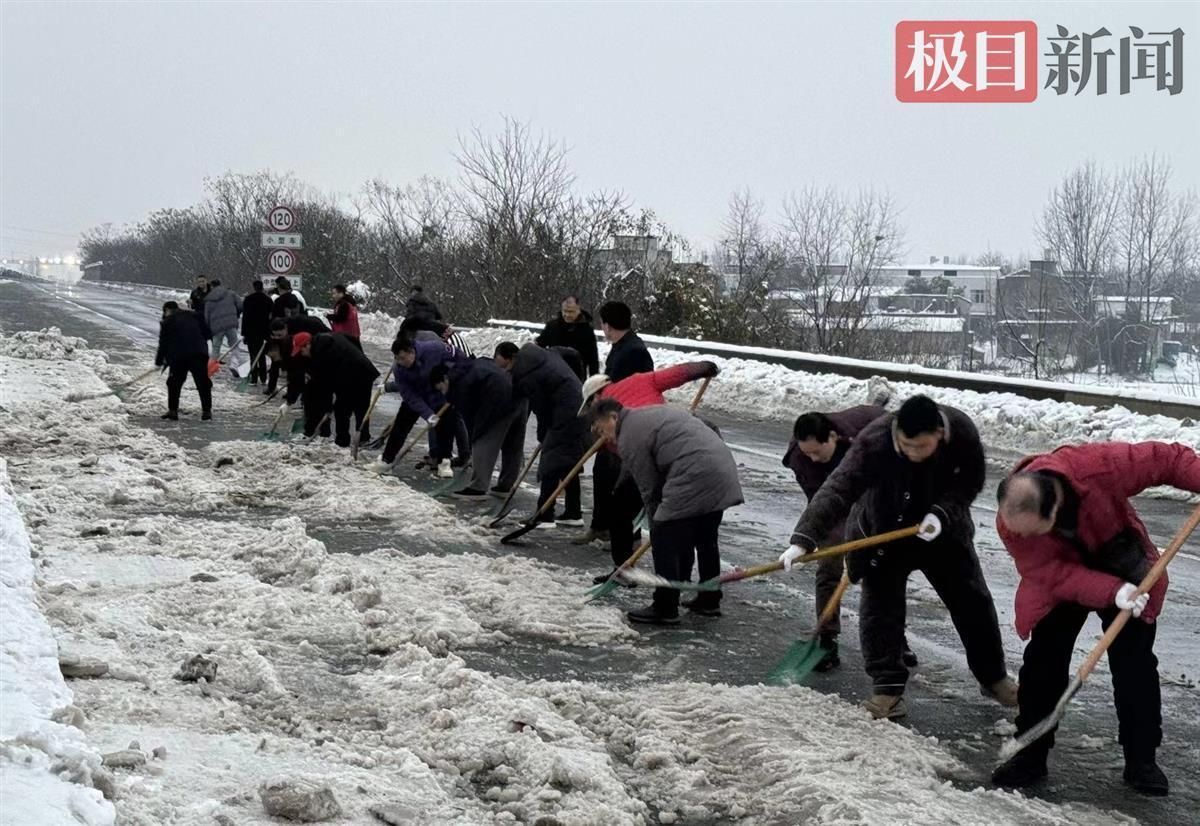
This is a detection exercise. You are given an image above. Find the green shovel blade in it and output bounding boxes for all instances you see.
[765,638,830,686]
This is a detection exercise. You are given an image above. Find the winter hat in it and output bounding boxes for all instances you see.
[582,373,611,400]
[291,332,312,357]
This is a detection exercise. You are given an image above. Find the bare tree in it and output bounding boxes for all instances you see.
[1037,160,1123,276]
[779,186,903,356]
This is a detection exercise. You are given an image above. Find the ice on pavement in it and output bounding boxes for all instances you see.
[0,327,1138,823]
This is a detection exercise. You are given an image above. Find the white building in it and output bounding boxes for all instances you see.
[875,257,1000,316]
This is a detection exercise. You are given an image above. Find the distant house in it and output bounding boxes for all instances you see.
[994,257,1097,364]
[876,257,1000,317]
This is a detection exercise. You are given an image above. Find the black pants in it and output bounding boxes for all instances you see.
[332,382,373,448]
[609,476,644,567]
[166,355,212,413]
[815,552,845,637]
[859,537,1007,696]
[590,451,621,531]
[537,475,581,521]
[648,511,724,614]
[381,404,456,464]
[245,336,269,384]
[1016,603,1161,761]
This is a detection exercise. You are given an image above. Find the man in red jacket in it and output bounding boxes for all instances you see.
[582,361,719,593]
[992,441,1200,797]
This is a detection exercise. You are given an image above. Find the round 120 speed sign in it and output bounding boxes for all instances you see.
[267,206,296,232]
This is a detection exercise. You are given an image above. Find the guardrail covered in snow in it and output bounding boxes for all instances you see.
[487,319,1200,421]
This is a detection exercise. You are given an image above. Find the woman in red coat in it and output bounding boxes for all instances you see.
[992,441,1200,797]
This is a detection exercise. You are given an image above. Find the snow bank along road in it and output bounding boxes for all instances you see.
[1,276,1197,825]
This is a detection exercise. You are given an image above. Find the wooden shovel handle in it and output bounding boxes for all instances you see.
[1076,502,1200,682]
[688,376,712,413]
[396,402,451,462]
[720,524,922,584]
[529,435,607,522]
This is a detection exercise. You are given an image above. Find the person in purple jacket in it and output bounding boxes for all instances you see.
[371,337,465,477]
[781,403,890,670]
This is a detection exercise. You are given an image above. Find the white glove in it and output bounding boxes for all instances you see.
[918,512,942,541]
[278,402,290,415]
[1115,583,1149,618]
[427,414,439,427]
[779,544,807,572]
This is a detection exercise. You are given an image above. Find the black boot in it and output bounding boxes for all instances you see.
[813,634,840,672]
[201,410,212,421]
[161,411,179,421]
[681,595,722,617]
[1123,757,1168,796]
[992,749,1048,789]
[626,604,679,626]
[902,645,918,668]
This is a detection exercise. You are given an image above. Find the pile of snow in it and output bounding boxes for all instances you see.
[345,279,371,307]
[357,310,400,350]
[464,326,1200,457]
[1,462,114,822]
[0,328,1136,824]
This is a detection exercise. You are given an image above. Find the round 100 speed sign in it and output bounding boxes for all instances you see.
[268,206,296,232]
[267,248,297,275]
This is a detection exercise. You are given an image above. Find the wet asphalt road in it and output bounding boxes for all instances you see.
[3,277,1198,825]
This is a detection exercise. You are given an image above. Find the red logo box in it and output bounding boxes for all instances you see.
[896,20,1038,102]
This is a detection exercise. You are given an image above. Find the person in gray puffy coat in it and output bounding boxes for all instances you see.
[590,398,744,624]
[203,279,243,366]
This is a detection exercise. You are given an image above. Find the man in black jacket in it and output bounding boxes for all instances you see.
[154,301,212,421]
[289,332,380,447]
[506,342,586,527]
[536,296,600,377]
[188,274,210,319]
[431,357,527,499]
[271,277,305,319]
[599,301,653,382]
[781,395,1016,719]
[404,284,442,324]
[241,280,274,385]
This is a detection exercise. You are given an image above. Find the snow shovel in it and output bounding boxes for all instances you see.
[258,409,286,441]
[235,341,268,392]
[66,365,159,403]
[366,422,393,451]
[395,403,451,464]
[585,538,653,602]
[999,502,1200,764]
[207,338,241,380]
[765,571,851,686]
[621,525,923,592]
[304,412,332,442]
[432,460,474,497]
[487,443,542,527]
[500,435,607,544]
[350,386,385,460]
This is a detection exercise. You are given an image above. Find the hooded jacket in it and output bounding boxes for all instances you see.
[305,332,380,393]
[510,343,586,481]
[781,404,890,543]
[155,310,211,368]
[789,404,986,579]
[391,339,462,419]
[615,405,744,522]
[998,442,1200,639]
[604,330,654,383]
[537,310,600,377]
[203,284,242,335]
[445,357,518,439]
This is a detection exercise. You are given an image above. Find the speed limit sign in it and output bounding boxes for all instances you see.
[267,248,297,275]
[267,206,296,232]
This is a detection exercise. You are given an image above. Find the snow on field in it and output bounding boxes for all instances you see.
[462,326,1200,460]
[0,328,1138,823]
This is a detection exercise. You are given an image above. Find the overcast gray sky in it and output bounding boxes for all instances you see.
[2,0,1197,265]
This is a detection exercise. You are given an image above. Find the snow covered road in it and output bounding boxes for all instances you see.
[2,276,1197,825]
